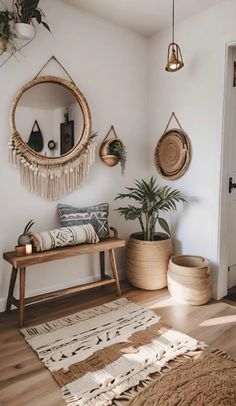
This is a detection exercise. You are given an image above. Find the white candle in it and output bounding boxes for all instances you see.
[25,244,32,255]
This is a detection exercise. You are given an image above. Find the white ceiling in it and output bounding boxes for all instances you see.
[65,0,227,36]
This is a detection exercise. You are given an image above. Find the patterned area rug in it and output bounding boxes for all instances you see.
[21,298,236,405]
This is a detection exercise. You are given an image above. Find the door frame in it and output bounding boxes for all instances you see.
[218,41,236,299]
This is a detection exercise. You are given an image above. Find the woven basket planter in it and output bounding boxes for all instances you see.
[167,255,212,305]
[127,232,173,290]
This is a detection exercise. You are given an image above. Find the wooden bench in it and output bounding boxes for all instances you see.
[3,236,126,327]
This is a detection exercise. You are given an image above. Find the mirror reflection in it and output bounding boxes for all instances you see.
[15,83,84,157]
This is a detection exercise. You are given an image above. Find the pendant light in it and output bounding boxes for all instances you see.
[165,0,184,72]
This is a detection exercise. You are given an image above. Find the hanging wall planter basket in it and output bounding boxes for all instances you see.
[100,125,127,174]
[100,139,120,167]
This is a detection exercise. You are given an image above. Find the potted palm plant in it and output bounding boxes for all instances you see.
[13,0,50,40]
[115,177,186,290]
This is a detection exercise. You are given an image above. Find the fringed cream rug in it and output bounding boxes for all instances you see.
[21,298,236,405]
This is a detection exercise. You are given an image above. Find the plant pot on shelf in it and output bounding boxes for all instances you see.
[127,232,173,290]
[167,255,212,305]
[14,23,35,40]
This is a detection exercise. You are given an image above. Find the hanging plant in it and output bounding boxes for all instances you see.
[108,139,127,175]
[100,125,127,175]
[13,0,51,40]
[0,0,51,68]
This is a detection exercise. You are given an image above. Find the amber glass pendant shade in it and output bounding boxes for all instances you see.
[166,42,184,72]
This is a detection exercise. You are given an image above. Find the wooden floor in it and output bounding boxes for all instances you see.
[0,281,236,406]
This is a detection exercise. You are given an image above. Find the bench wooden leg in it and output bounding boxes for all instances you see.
[19,267,26,328]
[108,249,121,297]
[6,267,18,312]
[100,251,105,279]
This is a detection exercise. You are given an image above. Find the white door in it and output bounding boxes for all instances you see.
[227,48,236,289]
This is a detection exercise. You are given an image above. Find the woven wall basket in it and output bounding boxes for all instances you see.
[167,255,212,305]
[155,113,191,180]
[127,233,173,290]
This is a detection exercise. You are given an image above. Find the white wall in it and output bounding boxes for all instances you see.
[148,0,236,298]
[1,0,235,309]
[0,0,148,310]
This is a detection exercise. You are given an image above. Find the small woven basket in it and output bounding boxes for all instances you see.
[168,255,212,305]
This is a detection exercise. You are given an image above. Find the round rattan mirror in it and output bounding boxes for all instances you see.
[9,76,95,200]
[10,76,92,165]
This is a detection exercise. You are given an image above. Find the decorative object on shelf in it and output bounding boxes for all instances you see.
[48,139,56,150]
[9,56,95,200]
[18,219,35,245]
[100,125,127,175]
[165,0,184,72]
[60,111,74,155]
[168,255,212,305]
[15,245,26,256]
[58,202,110,240]
[0,0,50,68]
[115,176,186,290]
[27,120,43,152]
[25,243,32,254]
[13,0,51,39]
[155,112,191,180]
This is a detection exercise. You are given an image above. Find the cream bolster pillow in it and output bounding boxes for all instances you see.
[30,224,99,252]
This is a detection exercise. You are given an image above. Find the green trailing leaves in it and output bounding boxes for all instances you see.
[108,140,127,176]
[115,176,186,241]
[0,10,14,41]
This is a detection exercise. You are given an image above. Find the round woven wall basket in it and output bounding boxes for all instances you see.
[167,255,212,305]
[155,128,191,180]
[127,232,173,290]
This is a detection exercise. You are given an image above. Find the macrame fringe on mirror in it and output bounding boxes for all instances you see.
[9,133,96,200]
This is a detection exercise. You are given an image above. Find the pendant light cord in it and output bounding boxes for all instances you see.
[172,0,175,44]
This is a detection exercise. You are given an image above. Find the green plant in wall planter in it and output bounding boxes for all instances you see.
[13,0,51,40]
[100,126,127,175]
[115,177,186,290]
[0,9,15,55]
[108,139,127,175]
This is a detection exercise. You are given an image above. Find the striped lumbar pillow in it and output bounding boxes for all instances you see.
[57,203,110,240]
